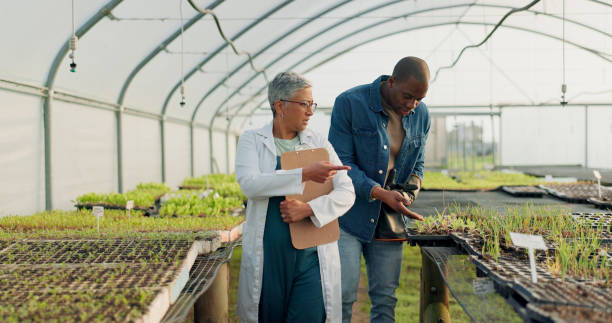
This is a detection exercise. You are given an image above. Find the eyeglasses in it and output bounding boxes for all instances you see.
[280,99,317,112]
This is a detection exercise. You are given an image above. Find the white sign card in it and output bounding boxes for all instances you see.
[126,200,134,210]
[473,278,494,295]
[92,206,104,217]
[510,232,547,283]
[509,232,547,250]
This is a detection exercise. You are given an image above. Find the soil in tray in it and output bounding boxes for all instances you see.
[532,304,612,323]
[0,288,156,322]
[572,213,612,231]
[0,239,192,265]
[501,185,545,197]
[452,232,611,283]
[542,183,612,200]
[0,263,178,291]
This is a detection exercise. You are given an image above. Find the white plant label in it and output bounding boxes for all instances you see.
[126,200,134,210]
[93,206,104,234]
[472,278,494,295]
[593,170,602,199]
[92,206,104,217]
[510,232,547,283]
[510,232,547,250]
[594,170,601,180]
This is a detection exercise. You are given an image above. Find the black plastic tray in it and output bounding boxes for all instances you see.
[501,185,545,198]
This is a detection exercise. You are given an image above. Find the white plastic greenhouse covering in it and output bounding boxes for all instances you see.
[1,0,610,216]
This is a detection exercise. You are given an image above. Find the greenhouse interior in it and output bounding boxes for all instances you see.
[1,0,611,322]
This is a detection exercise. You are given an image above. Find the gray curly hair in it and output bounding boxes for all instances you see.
[267,72,312,117]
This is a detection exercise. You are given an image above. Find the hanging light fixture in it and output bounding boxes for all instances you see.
[179,0,186,107]
[69,0,78,72]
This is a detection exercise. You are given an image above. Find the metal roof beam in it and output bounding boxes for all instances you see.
[225,3,611,132]
[236,21,611,129]
[42,0,123,210]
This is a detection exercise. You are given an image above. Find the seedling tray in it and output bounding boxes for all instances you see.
[449,232,610,305]
[540,183,612,204]
[0,288,159,322]
[162,241,239,323]
[0,239,192,264]
[405,229,455,247]
[0,236,222,323]
[571,212,612,231]
[76,202,158,217]
[501,185,545,198]
[526,303,612,323]
[587,197,612,211]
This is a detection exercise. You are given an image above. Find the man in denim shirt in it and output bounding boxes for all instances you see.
[328,57,430,322]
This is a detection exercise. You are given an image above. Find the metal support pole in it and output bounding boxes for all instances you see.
[490,106,496,168]
[498,110,503,168]
[44,91,53,210]
[481,119,485,170]
[209,128,214,174]
[419,249,450,323]
[194,263,229,323]
[470,120,478,172]
[42,0,124,210]
[190,123,195,177]
[116,109,124,192]
[445,123,450,169]
[225,129,231,174]
[584,105,589,168]
[454,119,459,170]
[160,119,166,183]
[462,124,467,171]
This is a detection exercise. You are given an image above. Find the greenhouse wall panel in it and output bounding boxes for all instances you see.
[164,122,190,189]
[211,131,227,174]
[122,115,162,190]
[587,106,612,169]
[193,127,211,176]
[227,134,237,174]
[52,101,116,210]
[501,107,585,166]
[0,90,44,216]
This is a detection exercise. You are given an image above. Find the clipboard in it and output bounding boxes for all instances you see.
[281,148,340,249]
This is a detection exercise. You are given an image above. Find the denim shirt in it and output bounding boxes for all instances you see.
[328,75,430,242]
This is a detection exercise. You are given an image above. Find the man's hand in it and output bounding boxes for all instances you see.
[372,186,423,221]
[302,161,351,183]
[279,199,314,223]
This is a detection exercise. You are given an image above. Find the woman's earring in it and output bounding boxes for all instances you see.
[280,113,284,119]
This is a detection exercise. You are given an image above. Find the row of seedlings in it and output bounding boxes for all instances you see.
[412,203,611,322]
[75,182,171,216]
[0,207,243,322]
[422,171,549,192]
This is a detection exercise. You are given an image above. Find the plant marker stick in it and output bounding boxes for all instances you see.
[126,200,134,232]
[510,232,547,284]
[93,206,104,234]
[593,170,602,199]
[528,247,537,283]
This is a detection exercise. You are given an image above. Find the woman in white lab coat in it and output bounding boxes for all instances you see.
[235,72,355,323]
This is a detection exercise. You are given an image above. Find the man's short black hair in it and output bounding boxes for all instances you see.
[392,57,430,84]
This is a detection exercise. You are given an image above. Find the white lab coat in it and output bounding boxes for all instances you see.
[235,122,355,323]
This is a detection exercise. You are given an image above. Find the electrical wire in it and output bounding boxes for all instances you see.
[431,0,541,83]
[560,0,568,105]
[185,0,269,83]
[179,0,186,106]
[587,0,612,8]
[72,0,75,35]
